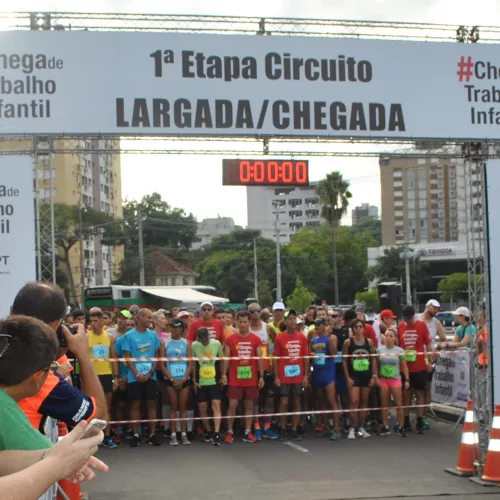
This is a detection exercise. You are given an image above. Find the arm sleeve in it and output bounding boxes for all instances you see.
[38,374,96,427]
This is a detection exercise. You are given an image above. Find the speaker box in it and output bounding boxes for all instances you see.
[377,282,402,318]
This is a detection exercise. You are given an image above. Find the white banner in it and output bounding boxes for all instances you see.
[431,350,470,409]
[0,32,500,138]
[0,156,36,318]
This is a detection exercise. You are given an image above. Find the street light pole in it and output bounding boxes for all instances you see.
[138,211,145,286]
[273,201,282,302]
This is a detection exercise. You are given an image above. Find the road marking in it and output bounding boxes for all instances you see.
[284,441,309,453]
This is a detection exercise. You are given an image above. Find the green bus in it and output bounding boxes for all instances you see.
[84,285,228,312]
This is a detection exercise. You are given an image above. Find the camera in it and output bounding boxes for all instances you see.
[56,323,77,348]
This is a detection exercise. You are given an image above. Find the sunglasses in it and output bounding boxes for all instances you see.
[330,314,339,318]
[250,309,261,313]
[201,308,212,312]
[353,324,364,329]
[0,334,12,358]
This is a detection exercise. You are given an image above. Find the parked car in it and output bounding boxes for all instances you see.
[436,311,455,327]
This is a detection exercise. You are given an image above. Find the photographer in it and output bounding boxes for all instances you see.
[11,282,107,435]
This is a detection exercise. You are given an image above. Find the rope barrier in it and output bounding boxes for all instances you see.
[75,349,468,363]
[108,404,431,425]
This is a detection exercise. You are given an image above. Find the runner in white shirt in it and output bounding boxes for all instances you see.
[248,302,279,441]
[417,299,446,430]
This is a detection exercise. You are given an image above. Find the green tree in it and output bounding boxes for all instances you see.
[286,277,315,312]
[316,172,352,305]
[437,272,474,301]
[355,289,379,310]
[118,193,198,284]
[41,203,123,306]
[355,218,382,245]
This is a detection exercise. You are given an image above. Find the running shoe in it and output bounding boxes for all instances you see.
[181,434,191,445]
[254,428,263,441]
[243,432,258,443]
[377,426,391,436]
[288,429,302,442]
[163,428,171,438]
[263,428,279,440]
[130,435,140,448]
[358,427,371,438]
[148,434,161,446]
[330,429,340,441]
[212,433,221,446]
[170,435,179,446]
[103,436,118,449]
[139,434,149,443]
[347,428,356,440]
[224,432,234,444]
[421,417,431,430]
[416,419,425,435]
[398,427,407,438]
[126,430,134,440]
[278,429,288,441]
[202,432,213,443]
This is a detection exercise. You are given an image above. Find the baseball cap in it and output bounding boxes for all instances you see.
[200,301,213,309]
[314,317,328,326]
[453,306,471,318]
[365,312,376,322]
[380,309,397,320]
[170,319,185,329]
[119,310,132,319]
[297,317,304,325]
[272,301,285,311]
[402,305,415,319]
[284,309,297,318]
[177,310,189,318]
[426,299,441,308]
[355,304,366,313]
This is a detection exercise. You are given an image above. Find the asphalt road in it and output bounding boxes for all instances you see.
[85,420,500,500]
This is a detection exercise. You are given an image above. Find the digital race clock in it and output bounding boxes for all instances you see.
[222,159,309,186]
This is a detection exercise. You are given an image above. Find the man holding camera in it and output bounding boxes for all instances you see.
[12,282,107,438]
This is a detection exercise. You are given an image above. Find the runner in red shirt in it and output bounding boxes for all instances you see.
[187,302,226,346]
[397,305,433,434]
[273,309,310,442]
[222,310,264,444]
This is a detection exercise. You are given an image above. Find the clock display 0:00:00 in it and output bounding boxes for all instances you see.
[239,160,308,184]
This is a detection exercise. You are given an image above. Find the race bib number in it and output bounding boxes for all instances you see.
[353,358,369,372]
[136,362,152,375]
[405,350,417,362]
[380,365,397,378]
[314,353,326,366]
[171,363,187,379]
[284,364,301,377]
[334,351,343,364]
[200,366,216,380]
[237,365,252,379]
[92,345,109,359]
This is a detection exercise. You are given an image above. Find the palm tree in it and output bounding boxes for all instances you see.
[316,172,352,305]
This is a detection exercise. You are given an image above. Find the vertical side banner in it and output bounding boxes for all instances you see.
[0,156,36,318]
[431,350,470,409]
[486,160,499,406]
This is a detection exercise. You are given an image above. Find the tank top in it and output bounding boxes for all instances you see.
[165,337,189,381]
[250,321,270,370]
[311,335,334,371]
[372,321,382,346]
[88,331,112,376]
[347,336,373,378]
[418,314,437,340]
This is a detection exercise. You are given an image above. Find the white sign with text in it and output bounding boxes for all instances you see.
[431,350,470,409]
[0,156,36,318]
[1,31,500,138]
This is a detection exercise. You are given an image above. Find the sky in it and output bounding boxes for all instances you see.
[7,0,500,227]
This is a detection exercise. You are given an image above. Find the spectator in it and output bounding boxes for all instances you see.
[11,282,107,438]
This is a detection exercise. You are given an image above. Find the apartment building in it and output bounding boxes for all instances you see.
[246,183,322,242]
[352,203,379,225]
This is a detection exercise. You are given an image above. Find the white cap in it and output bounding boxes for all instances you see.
[200,301,213,309]
[272,301,285,310]
[177,310,189,318]
[297,317,304,325]
[365,313,376,321]
[453,306,471,318]
[426,299,441,308]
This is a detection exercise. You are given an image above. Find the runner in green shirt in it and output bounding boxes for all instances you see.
[191,328,224,446]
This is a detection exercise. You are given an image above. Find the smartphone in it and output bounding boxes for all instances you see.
[78,419,107,440]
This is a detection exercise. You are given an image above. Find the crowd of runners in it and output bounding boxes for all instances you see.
[63,298,478,448]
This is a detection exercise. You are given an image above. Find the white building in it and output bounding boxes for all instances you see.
[246,183,322,242]
[191,217,242,250]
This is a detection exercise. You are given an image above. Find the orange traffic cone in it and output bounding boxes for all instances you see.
[445,399,479,477]
[470,404,500,486]
[56,423,83,500]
